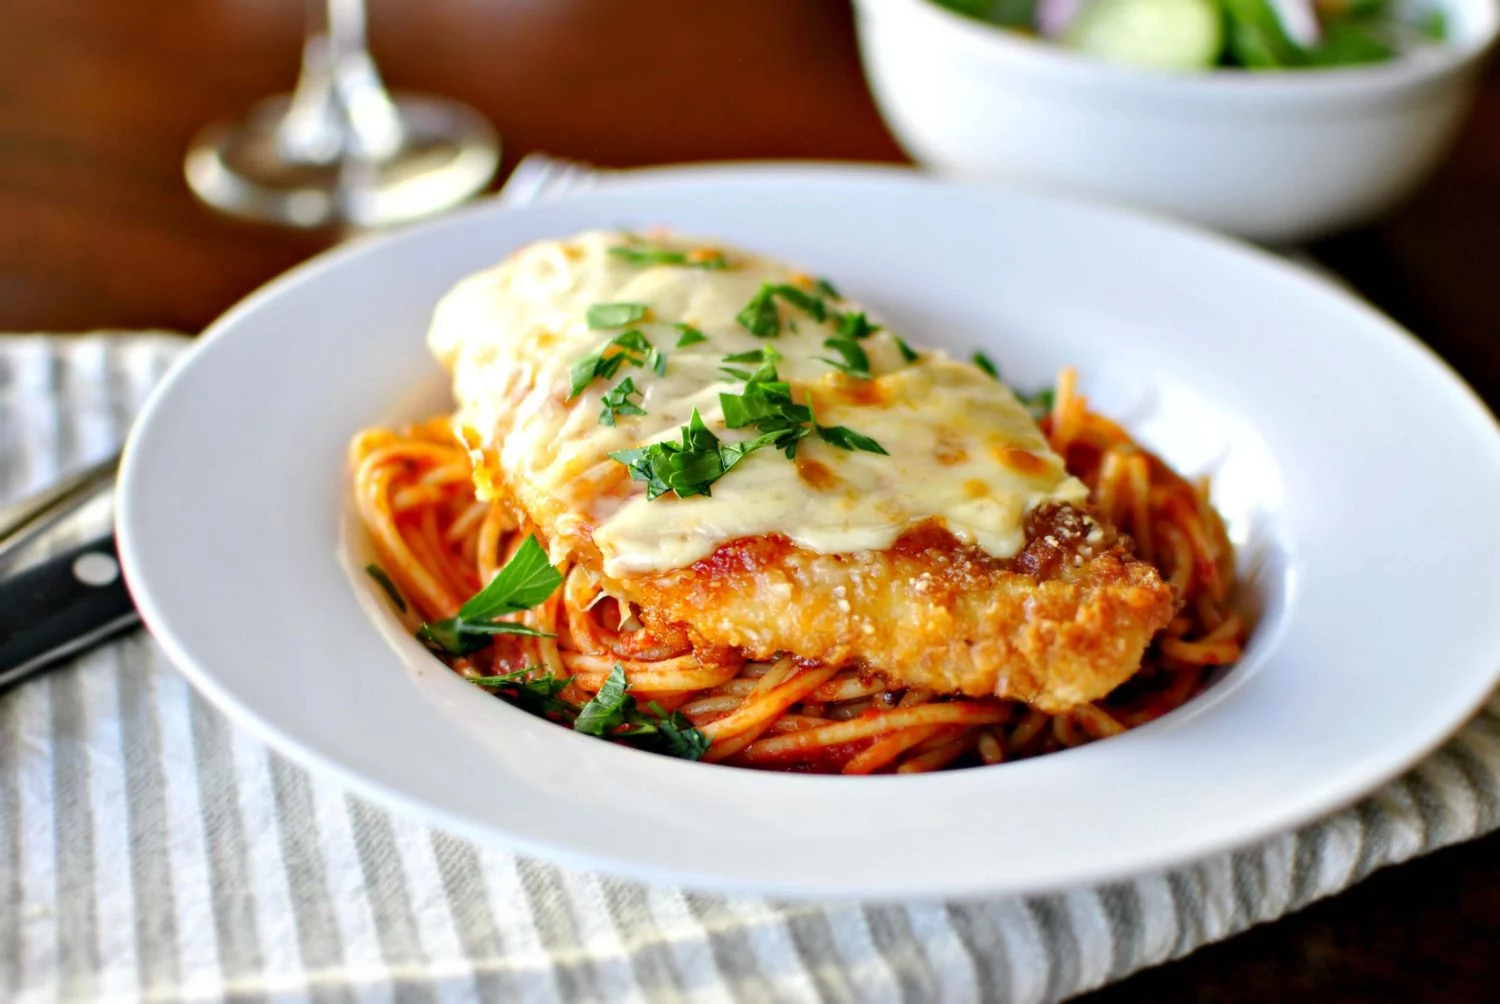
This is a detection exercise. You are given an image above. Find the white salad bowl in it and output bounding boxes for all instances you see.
[854,0,1499,242]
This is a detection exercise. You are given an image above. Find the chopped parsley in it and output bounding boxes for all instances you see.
[720,364,815,458]
[674,324,708,347]
[813,277,841,300]
[735,282,832,337]
[820,337,872,379]
[608,245,729,271]
[736,283,783,337]
[721,346,781,366]
[599,377,646,426]
[574,664,710,759]
[611,390,886,497]
[573,663,631,735]
[586,302,649,329]
[892,334,919,363]
[966,351,1051,417]
[834,310,877,341]
[1018,386,1055,421]
[468,668,576,720]
[609,409,760,499]
[815,424,889,455]
[569,330,665,397]
[416,535,564,656]
[772,285,827,322]
[719,359,887,460]
[467,664,710,760]
[364,564,406,613]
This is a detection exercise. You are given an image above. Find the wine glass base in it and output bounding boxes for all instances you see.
[185,95,499,229]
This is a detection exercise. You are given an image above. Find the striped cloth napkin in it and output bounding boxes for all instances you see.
[4,327,1500,1002]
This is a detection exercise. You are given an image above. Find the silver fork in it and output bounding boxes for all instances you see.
[494,154,605,207]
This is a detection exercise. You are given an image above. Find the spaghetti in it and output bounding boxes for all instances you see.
[351,368,1244,773]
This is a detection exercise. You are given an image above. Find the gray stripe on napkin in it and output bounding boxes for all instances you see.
[945,902,1015,1001]
[0,695,22,999]
[1024,896,1080,1004]
[428,832,524,1002]
[192,691,268,992]
[782,907,856,1002]
[347,797,435,1001]
[52,668,100,999]
[1097,882,1144,982]
[862,905,940,1002]
[117,634,182,997]
[597,879,683,999]
[684,894,780,1004]
[516,858,604,1003]
[268,757,352,1001]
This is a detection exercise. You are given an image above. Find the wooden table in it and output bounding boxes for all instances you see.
[6,1,1498,997]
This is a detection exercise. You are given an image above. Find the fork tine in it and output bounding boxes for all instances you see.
[495,153,566,206]
[497,154,606,206]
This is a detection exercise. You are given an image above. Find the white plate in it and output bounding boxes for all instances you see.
[117,164,1500,900]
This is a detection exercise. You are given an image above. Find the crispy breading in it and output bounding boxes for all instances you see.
[614,509,1178,714]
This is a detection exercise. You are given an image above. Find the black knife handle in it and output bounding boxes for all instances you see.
[0,533,139,691]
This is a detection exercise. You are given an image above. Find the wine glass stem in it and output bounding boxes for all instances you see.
[278,0,404,165]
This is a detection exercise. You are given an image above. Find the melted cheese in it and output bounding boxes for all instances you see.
[429,230,1088,578]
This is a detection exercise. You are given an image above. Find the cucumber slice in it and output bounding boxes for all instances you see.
[1064,0,1224,71]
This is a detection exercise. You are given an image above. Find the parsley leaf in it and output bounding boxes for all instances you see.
[893,334,919,363]
[719,366,754,381]
[469,668,576,720]
[773,285,827,322]
[720,378,810,429]
[735,283,830,337]
[586,302,649,329]
[972,351,1000,380]
[574,664,631,736]
[813,277,841,300]
[674,324,708,347]
[460,535,564,619]
[816,424,888,455]
[466,664,710,759]
[1017,386,1055,421]
[415,619,487,656]
[720,361,886,460]
[569,330,664,397]
[719,363,814,458]
[820,337,872,379]
[572,665,712,759]
[721,346,781,366]
[644,703,713,759]
[736,283,782,337]
[599,377,647,426]
[608,245,729,270]
[609,410,759,499]
[416,535,564,655]
[834,311,878,341]
[364,564,406,613]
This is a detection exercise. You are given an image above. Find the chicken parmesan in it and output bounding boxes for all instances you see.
[351,230,1244,773]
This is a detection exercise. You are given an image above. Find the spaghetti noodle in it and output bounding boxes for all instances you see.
[351,368,1244,773]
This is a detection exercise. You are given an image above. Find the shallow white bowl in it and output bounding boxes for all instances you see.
[118,165,1500,900]
[854,0,1499,242]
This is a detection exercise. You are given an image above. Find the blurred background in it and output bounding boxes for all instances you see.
[6,1,1500,998]
[3,0,1497,412]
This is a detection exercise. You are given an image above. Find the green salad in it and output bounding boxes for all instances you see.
[934,0,1448,71]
